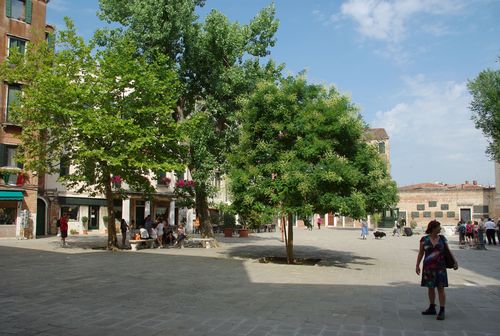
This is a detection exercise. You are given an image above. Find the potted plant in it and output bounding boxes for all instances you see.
[221,214,235,238]
[81,216,89,235]
[0,167,21,184]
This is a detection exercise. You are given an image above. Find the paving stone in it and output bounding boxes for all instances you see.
[0,230,498,336]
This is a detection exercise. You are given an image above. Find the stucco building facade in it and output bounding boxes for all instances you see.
[397,181,495,228]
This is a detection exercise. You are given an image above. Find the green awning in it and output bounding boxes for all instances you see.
[58,197,107,206]
[0,191,24,200]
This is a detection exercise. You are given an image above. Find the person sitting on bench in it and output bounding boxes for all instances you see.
[174,224,186,248]
[139,226,149,239]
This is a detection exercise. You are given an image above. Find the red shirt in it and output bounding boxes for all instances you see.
[60,217,68,231]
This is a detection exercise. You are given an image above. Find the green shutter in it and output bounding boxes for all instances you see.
[25,0,32,23]
[6,0,12,18]
[47,33,55,50]
[0,144,7,167]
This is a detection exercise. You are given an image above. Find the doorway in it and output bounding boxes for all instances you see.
[460,208,471,223]
[135,204,145,228]
[36,198,46,236]
[88,206,100,230]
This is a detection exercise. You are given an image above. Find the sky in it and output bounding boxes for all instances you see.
[46,0,500,187]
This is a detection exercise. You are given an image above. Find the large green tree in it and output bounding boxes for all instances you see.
[98,0,280,237]
[229,76,398,263]
[468,64,500,161]
[0,19,182,248]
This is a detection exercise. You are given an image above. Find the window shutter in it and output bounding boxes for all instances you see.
[25,0,32,24]
[6,0,12,18]
[0,144,7,167]
[47,33,55,50]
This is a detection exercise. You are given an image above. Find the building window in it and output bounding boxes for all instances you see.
[423,211,431,218]
[434,211,443,218]
[428,201,437,208]
[378,141,385,154]
[6,84,22,123]
[60,206,79,221]
[447,211,455,218]
[8,36,27,55]
[0,144,22,169]
[6,0,32,24]
[0,201,17,225]
[59,156,70,177]
[417,204,425,211]
[473,205,489,214]
[411,211,419,218]
[441,204,449,210]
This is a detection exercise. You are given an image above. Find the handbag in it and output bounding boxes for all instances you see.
[441,235,455,269]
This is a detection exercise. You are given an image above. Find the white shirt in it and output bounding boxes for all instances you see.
[139,228,149,239]
[485,220,496,230]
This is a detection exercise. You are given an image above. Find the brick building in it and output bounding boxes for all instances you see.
[0,0,52,238]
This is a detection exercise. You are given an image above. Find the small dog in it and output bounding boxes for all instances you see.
[373,231,386,239]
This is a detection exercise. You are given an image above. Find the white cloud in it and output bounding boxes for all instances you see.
[372,75,494,186]
[340,0,462,42]
[48,0,69,12]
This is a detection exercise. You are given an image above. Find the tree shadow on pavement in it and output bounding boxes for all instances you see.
[223,244,375,269]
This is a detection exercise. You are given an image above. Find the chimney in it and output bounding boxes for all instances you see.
[473,180,477,185]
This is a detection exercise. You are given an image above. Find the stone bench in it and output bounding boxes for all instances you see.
[129,239,155,251]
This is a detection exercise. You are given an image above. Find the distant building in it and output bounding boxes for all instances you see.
[397,181,495,228]
[363,128,390,167]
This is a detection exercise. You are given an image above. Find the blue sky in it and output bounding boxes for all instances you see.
[47,0,500,187]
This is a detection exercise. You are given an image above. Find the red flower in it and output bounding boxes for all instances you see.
[176,179,185,187]
[112,175,122,183]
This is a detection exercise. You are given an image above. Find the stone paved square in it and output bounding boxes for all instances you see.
[1,228,499,336]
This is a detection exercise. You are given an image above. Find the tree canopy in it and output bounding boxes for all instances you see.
[468,64,500,161]
[229,75,398,262]
[0,19,183,248]
[98,0,281,237]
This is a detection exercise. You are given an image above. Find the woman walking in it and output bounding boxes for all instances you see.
[360,219,368,240]
[416,220,458,320]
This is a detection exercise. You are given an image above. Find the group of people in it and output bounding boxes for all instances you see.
[120,215,186,249]
[455,217,500,247]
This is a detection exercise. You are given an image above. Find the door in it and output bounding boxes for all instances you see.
[36,199,46,236]
[88,206,99,230]
[460,208,471,222]
[135,206,145,228]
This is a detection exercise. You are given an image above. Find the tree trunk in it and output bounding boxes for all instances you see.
[195,182,214,238]
[104,175,118,249]
[286,213,294,264]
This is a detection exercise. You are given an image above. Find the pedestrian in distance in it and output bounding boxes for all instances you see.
[316,216,322,230]
[465,221,474,247]
[484,217,496,245]
[360,219,368,240]
[416,220,458,321]
[496,219,500,243]
[120,218,129,248]
[59,213,69,247]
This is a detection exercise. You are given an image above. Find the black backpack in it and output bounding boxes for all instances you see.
[56,219,61,228]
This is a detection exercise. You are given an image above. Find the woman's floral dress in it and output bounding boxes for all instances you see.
[420,235,448,288]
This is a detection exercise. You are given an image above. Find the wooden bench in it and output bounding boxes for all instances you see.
[129,239,155,251]
[185,237,218,249]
